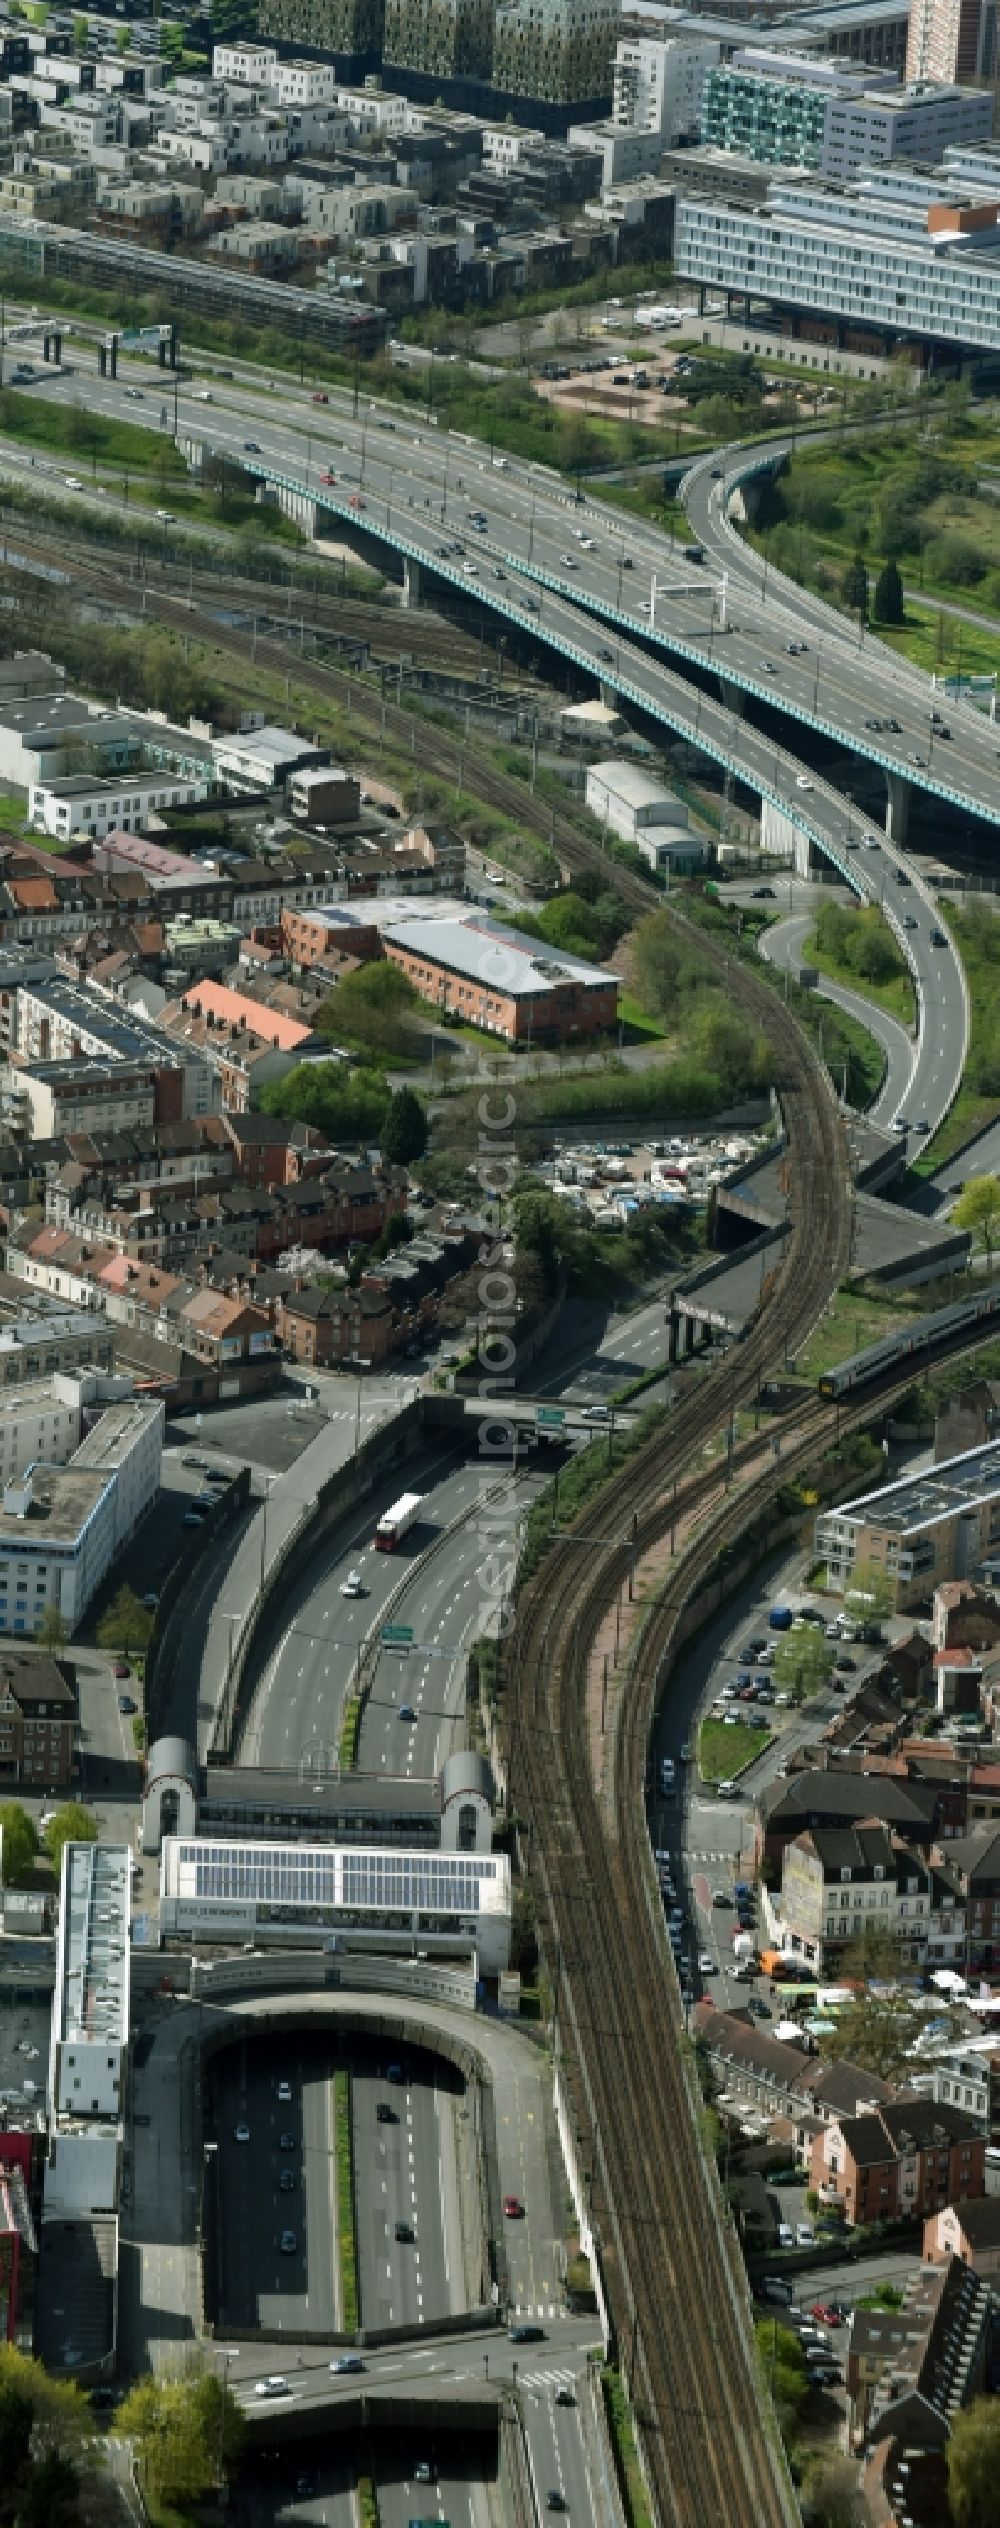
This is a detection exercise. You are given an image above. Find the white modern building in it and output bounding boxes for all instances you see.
[612,32,720,141]
[45,1840,129,2220]
[700,52,993,178]
[676,164,1000,355]
[0,1380,85,1491]
[0,1398,163,1635]
[28,767,209,842]
[158,1837,512,1974]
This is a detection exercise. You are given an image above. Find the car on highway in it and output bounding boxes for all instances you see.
[277,2080,292,2102]
[113,1660,130,1678]
[555,2387,576,2407]
[279,2230,297,2255]
[340,1571,365,1597]
[697,1953,715,1974]
[887,717,902,732]
[279,2131,296,2150]
[892,1116,909,1133]
[118,1695,137,1715]
[376,2103,396,2124]
[796,775,814,791]
[183,1510,206,1527]
[509,2324,544,2343]
[254,2376,289,2399]
[278,2169,296,2191]
[560,552,579,568]
[331,2355,365,2373]
[234,2123,250,2144]
[750,886,775,898]
[503,2195,524,2218]
[399,1702,416,1721]
[319,469,337,484]
[394,2220,414,2242]
[546,2497,568,2514]
[348,493,366,510]
[244,439,261,453]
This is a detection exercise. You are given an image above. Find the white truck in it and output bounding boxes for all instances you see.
[374,1491,424,1551]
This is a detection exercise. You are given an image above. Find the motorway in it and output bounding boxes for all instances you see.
[758,911,915,1129]
[238,1451,545,1782]
[351,2038,466,2332]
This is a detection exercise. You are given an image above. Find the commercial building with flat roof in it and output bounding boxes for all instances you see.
[700,53,992,177]
[382,912,619,1044]
[158,1834,511,1972]
[816,1442,1000,1612]
[44,1840,129,2223]
[0,1397,162,1634]
[676,160,1000,355]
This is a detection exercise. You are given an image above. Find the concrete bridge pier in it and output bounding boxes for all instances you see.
[885,772,911,844]
[761,799,811,875]
[402,556,423,609]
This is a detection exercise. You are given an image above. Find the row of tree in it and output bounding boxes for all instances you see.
[0,1801,96,1888]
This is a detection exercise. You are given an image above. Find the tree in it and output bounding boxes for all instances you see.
[43,1803,97,1874]
[873,557,904,625]
[947,2396,1000,2528]
[318,962,422,1060]
[0,2347,96,2524]
[842,1557,894,1627]
[801,2452,867,2528]
[0,1802,38,1887]
[842,551,868,618]
[36,1605,69,1653]
[818,1984,925,2084]
[953,1174,1000,1268]
[771,1626,834,1704]
[118,2362,244,2509]
[380,1086,428,1165]
[96,1586,153,1662]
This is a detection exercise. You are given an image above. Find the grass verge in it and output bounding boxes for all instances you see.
[334,2066,359,2334]
[601,2365,654,2528]
[803,928,915,1030]
[698,1717,770,1780]
[338,1691,362,1771]
[795,1283,927,1381]
[358,2482,379,2528]
[0,386,185,473]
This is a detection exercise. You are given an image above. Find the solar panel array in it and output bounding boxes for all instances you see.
[175,1840,498,1914]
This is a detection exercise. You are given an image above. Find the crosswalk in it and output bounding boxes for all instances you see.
[510,2302,560,2319]
[516,2365,580,2405]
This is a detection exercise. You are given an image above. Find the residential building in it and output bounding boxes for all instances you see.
[0,2158,36,2346]
[700,53,991,178]
[612,32,720,141]
[943,1825,1000,1969]
[0,1398,162,1635]
[777,1822,963,1975]
[809,2095,986,2226]
[815,1444,1000,1613]
[492,0,618,105]
[0,1312,113,1391]
[383,0,494,82]
[288,765,361,826]
[382,911,618,1043]
[693,2001,894,2125]
[257,0,387,54]
[92,833,235,921]
[15,1059,161,1141]
[0,1381,84,1489]
[756,1766,941,1872]
[848,2254,991,2473]
[924,2193,1000,2272]
[11,978,219,1122]
[0,1648,77,1790]
[906,0,997,82]
[675,165,1000,359]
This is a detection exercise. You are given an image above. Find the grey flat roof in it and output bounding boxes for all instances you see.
[59,1843,129,2049]
[0,1464,109,1546]
[383,913,616,997]
[827,1441,1000,1537]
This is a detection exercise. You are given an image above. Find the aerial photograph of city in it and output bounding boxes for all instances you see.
[0,0,1000,2522]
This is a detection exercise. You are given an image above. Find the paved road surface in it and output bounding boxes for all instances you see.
[210,2036,340,2338]
[757,911,914,1129]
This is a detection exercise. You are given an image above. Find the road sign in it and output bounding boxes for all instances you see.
[381,1624,414,1646]
[537,1406,565,1427]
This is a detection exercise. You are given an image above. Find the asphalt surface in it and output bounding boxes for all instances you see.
[210,2035,341,2338]
[757,911,914,1129]
[352,2040,465,2332]
[238,1451,545,1782]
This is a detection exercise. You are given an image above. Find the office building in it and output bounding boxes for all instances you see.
[158,1836,512,1972]
[816,1442,1000,1612]
[906,0,997,84]
[700,52,992,175]
[675,164,1000,356]
[612,30,720,138]
[44,1841,129,2220]
[493,0,618,105]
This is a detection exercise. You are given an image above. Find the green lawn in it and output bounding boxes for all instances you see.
[698,1717,771,1780]
[878,604,1000,682]
[0,387,185,473]
[796,1285,924,1380]
[616,990,668,1044]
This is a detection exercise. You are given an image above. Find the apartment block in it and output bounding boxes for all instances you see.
[492,0,618,105]
[906,0,997,81]
[0,1647,77,1790]
[257,0,386,51]
[778,1821,964,1974]
[612,33,719,140]
[383,0,493,82]
[816,1444,1000,1613]
[0,1313,113,1392]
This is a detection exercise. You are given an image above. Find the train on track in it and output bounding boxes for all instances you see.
[818,1284,1000,1398]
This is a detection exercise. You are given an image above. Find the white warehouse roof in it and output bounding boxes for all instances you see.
[383,914,617,998]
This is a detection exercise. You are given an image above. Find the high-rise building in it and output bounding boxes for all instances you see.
[906,0,997,84]
[383,0,493,80]
[256,0,386,55]
[700,50,992,176]
[493,0,618,106]
[612,33,720,140]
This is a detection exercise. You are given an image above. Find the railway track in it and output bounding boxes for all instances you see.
[509,995,851,2528]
